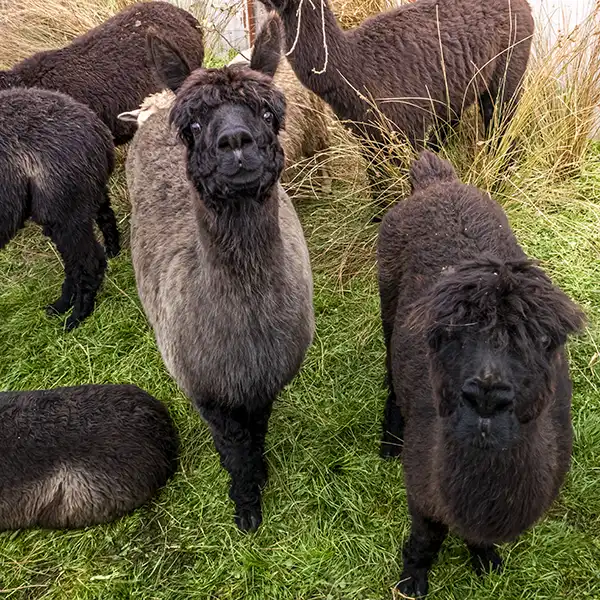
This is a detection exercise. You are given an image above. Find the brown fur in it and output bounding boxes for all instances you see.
[0,2,204,145]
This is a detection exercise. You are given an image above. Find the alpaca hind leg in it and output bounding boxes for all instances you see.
[479,90,496,139]
[96,187,120,258]
[396,506,448,598]
[467,543,503,575]
[47,221,107,330]
[200,402,265,532]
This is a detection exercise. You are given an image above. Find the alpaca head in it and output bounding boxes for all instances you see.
[117,90,176,126]
[147,16,285,207]
[408,258,585,450]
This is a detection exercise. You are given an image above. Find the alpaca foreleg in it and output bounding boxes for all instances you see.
[396,507,448,598]
[200,402,267,532]
[380,386,404,459]
[248,401,274,490]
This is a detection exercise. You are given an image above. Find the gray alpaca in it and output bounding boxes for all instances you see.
[126,17,314,532]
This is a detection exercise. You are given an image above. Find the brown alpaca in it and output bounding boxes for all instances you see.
[257,0,534,150]
[0,2,204,145]
[378,151,585,597]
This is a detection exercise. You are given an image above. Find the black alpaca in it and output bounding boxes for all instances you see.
[378,151,585,597]
[0,384,178,530]
[0,88,119,329]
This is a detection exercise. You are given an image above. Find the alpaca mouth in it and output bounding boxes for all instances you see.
[222,168,263,189]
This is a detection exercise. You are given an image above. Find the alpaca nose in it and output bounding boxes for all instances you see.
[462,377,515,416]
[217,128,255,154]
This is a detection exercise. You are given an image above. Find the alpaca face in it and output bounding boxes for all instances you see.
[172,76,285,203]
[411,259,585,447]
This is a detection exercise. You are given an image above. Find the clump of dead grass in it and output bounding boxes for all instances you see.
[330,0,403,30]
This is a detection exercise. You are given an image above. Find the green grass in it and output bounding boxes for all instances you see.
[0,139,599,599]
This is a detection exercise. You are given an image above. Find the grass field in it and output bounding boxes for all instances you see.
[1,0,600,597]
[0,138,599,598]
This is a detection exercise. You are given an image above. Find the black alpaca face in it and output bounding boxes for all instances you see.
[176,89,284,201]
[147,13,285,204]
[411,259,585,450]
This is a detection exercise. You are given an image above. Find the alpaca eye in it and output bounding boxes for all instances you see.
[263,111,273,123]
[191,122,202,131]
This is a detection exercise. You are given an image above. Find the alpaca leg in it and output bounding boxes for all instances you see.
[96,187,120,259]
[199,402,265,532]
[479,90,496,138]
[467,543,503,575]
[248,401,274,490]
[46,222,107,330]
[396,507,448,598]
[380,387,404,459]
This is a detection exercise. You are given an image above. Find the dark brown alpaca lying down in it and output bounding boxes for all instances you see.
[378,151,585,597]
[259,0,534,148]
[0,385,178,530]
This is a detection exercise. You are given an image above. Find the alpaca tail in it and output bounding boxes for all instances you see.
[409,150,457,192]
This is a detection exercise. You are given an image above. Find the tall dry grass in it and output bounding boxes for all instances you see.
[330,0,400,29]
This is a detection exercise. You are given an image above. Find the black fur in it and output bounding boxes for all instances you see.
[378,151,585,596]
[0,384,178,530]
[0,87,119,330]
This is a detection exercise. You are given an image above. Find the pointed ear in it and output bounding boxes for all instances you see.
[250,14,282,77]
[117,109,141,123]
[146,30,191,93]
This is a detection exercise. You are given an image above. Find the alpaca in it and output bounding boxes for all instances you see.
[126,17,314,532]
[0,2,204,145]
[257,0,534,151]
[378,151,585,597]
[228,49,332,191]
[0,87,118,330]
[0,384,178,530]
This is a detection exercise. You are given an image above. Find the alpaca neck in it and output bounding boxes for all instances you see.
[438,413,563,543]
[198,186,282,282]
[278,0,349,97]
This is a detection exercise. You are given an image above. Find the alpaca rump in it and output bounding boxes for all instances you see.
[258,0,534,149]
[0,2,204,145]
[378,151,585,597]
[228,51,332,188]
[0,385,178,530]
[0,87,119,330]
[126,17,314,532]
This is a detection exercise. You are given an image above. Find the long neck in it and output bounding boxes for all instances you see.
[198,186,282,283]
[278,0,350,97]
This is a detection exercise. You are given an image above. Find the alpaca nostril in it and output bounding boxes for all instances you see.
[217,128,255,152]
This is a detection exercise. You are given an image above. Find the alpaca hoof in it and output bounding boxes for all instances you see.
[234,505,262,533]
[395,570,428,598]
[470,546,503,576]
[64,313,84,331]
[45,299,71,316]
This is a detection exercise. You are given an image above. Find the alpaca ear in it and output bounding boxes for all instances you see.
[250,14,282,77]
[117,109,141,123]
[146,30,192,93]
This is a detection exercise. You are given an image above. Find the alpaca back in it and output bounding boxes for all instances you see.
[127,107,314,408]
[0,385,178,530]
[7,2,204,144]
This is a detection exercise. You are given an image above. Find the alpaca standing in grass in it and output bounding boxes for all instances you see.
[0,384,178,530]
[0,87,118,330]
[126,17,314,532]
[257,0,534,150]
[0,2,204,145]
[378,151,585,597]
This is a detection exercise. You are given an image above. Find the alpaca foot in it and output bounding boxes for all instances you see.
[64,312,84,331]
[45,297,72,316]
[468,544,503,576]
[395,569,429,598]
[234,504,262,533]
